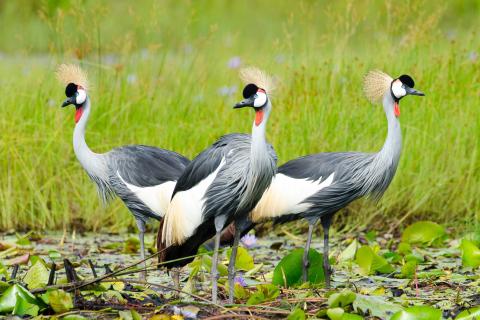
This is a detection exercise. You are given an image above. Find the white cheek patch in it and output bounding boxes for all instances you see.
[254,92,267,107]
[391,81,406,99]
[76,89,87,104]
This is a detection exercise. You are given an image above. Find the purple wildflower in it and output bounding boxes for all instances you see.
[217,85,237,97]
[127,74,137,85]
[235,275,247,287]
[241,234,257,248]
[228,56,242,69]
[469,51,478,62]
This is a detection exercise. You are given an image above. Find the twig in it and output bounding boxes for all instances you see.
[204,314,267,320]
[11,264,19,280]
[47,262,56,286]
[122,279,238,315]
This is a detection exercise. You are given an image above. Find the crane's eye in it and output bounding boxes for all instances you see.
[243,83,258,98]
[65,83,77,97]
[76,89,87,105]
[254,91,267,108]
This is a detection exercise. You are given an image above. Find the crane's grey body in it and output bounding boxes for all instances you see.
[161,96,276,303]
[176,133,276,223]
[246,88,411,287]
[277,92,401,223]
[72,97,189,273]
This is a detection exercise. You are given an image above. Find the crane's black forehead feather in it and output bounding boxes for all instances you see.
[242,83,258,98]
[399,75,415,88]
[65,83,77,97]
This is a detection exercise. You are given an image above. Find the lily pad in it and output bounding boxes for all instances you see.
[352,294,403,319]
[391,305,442,320]
[41,289,73,314]
[0,284,44,314]
[327,289,357,308]
[287,307,306,320]
[327,307,363,320]
[338,239,359,262]
[460,239,480,268]
[272,248,324,287]
[455,306,480,319]
[23,260,50,289]
[227,246,254,271]
[355,246,394,275]
[401,221,446,246]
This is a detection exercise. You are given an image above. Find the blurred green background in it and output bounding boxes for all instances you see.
[0,0,478,233]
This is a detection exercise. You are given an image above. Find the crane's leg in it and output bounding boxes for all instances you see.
[321,215,333,288]
[172,268,180,297]
[135,219,147,281]
[302,223,315,283]
[227,224,241,304]
[211,229,222,304]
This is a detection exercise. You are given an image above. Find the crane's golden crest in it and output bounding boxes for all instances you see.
[363,70,393,104]
[56,64,89,90]
[239,67,275,93]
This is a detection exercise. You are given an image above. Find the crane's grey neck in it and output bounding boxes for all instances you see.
[250,100,271,164]
[238,100,275,214]
[73,97,109,188]
[358,91,402,198]
[378,92,402,163]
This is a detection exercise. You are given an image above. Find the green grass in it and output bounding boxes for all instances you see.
[0,0,478,232]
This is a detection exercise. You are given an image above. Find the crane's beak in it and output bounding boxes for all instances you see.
[61,96,76,108]
[233,96,255,109]
[405,86,425,96]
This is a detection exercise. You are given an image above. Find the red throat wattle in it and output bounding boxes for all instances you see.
[75,107,84,123]
[394,102,400,117]
[255,109,264,126]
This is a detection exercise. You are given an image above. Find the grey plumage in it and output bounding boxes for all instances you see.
[108,145,189,222]
[60,74,189,278]
[160,75,277,303]
[241,71,424,288]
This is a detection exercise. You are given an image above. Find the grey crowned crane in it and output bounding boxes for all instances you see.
[158,67,277,304]
[57,65,190,277]
[246,70,425,288]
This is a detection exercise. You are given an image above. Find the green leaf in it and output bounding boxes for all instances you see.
[355,246,394,275]
[352,294,403,319]
[365,230,377,243]
[13,294,39,316]
[397,242,412,255]
[460,239,480,268]
[401,221,446,246]
[48,250,62,260]
[401,260,417,278]
[24,260,50,289]
[0,262,8,280]
[455,306,480,319]
[272,248,324,287]
[391,306,442,320]
[119,309,142,320]
[233,283,249,299]
[327,307,345,320]
[246,284,279,305]
[327,289,357,308]
[0,284,44,314]
[338,239,359,262]
[227,246,254,271]
[41,289,73,314]
[63,315,88,320]
[287,307,306,320]
[15,233,31,246]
